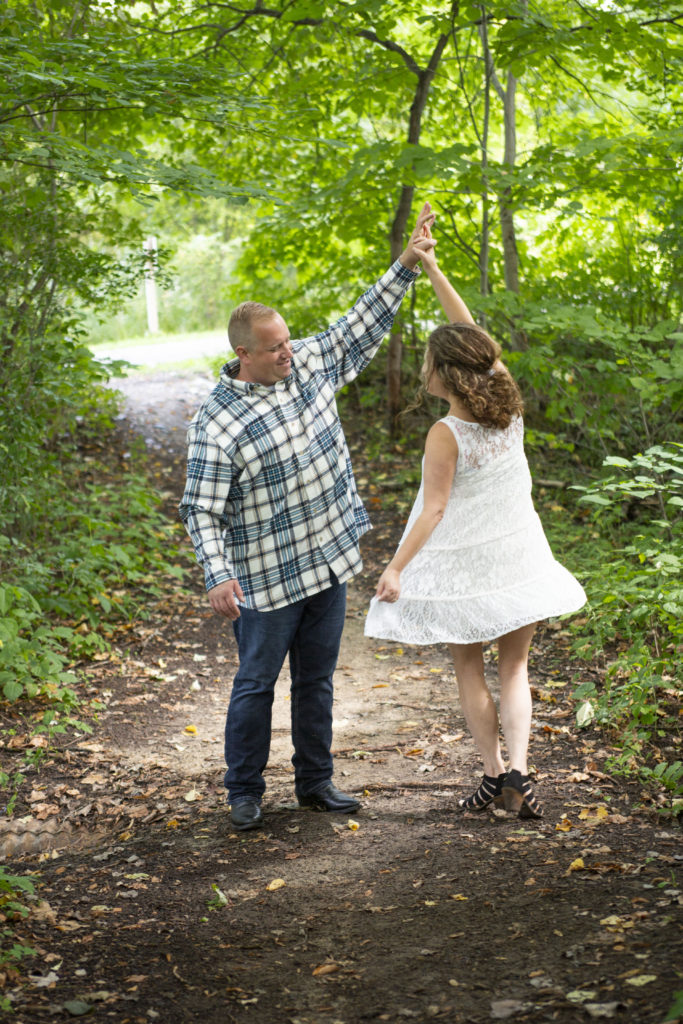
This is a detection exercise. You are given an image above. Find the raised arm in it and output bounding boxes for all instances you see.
[300,202,438,391]
[420,224,475,325]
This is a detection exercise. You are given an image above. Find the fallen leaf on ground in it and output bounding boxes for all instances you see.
[567,858,585,873]
[31,900,58,925]
[600,915,635,932]
[491,999,530,1019]
[30,971,60,988]
[312,963,339,976]
[63,999,92,1015]
[579,805,609,822]
[567,989,597,1003]
[266,879,286,891]
[585,1004,620,1019]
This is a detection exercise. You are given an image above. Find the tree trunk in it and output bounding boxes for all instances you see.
[499,72,520,289]
[479,15,491,311]
[498,71,527,350]
[386,27,452,431]
[387,185,415,430]
[479,11,527,351]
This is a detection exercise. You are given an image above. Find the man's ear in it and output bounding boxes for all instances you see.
[234,345,250,361]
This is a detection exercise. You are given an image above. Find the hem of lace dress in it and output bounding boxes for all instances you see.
[364,592,587,646]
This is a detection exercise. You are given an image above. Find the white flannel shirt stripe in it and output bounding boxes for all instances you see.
[179,260,418,610]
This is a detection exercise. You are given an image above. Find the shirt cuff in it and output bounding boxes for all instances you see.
[204,558,237,592]
[392,258,421,281]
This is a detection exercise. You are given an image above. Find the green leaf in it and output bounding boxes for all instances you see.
[3,680,24,702]
[580,495,612,506]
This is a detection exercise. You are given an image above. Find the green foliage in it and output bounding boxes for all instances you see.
[0,431,190,796]
[500,305,682,460]
[0,0,271,529]
[664,990,683,1023]
[568,444,682,809]
[0,583,79,705]
[2,457,189,627]
[85,232,240,343]
[0,866,35,1010]
[0,3,223,778]
[574,444,682,637]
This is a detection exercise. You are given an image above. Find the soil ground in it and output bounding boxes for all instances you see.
[2,370,681,1024]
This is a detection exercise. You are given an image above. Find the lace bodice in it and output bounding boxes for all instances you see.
[447,414,524,472]
[404,415,534,554]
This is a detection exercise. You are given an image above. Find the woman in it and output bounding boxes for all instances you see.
[365,234,586,818]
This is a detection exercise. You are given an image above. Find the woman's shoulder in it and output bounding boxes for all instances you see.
[428,418,461,447]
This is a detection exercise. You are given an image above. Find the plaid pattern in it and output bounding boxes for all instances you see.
[179,259,418,610]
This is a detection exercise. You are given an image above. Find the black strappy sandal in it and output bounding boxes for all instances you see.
[457,773,506,812]
[501,769,544,819]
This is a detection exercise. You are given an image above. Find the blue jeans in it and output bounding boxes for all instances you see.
[225,576,347,805]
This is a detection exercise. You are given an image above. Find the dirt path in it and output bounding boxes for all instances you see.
[3,372,681,1024]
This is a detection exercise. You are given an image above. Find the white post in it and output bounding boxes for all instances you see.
[143,235,159,334]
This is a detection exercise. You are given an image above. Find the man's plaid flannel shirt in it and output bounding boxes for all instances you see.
[179,259,418,611]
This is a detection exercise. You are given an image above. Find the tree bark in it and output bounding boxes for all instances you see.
[479,12,491,310]
[386,184,415,433]
[479,12,527,351]
[386,27,452,430]
[499,71,520,297]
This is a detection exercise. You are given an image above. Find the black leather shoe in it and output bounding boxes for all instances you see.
[230,800,263,831]
[298,783,360,813]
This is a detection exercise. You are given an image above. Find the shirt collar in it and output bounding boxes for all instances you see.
[220,358,295,395]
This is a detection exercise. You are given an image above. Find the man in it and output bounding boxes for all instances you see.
[179,202,436,831]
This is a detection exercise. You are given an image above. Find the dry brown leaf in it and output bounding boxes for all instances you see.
[31,901,57,925]
[312,963,339,976]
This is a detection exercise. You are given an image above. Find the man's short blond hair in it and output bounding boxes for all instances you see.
[228,301,279,352]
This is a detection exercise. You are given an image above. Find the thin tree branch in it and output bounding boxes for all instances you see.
[157,3,427,78]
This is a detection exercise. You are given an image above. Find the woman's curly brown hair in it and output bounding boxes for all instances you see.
[423,322,523,430]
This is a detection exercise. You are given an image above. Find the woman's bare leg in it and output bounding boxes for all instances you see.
[497,623,537,774]
[448,642,505,777]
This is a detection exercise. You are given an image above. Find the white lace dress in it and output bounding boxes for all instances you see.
[364,415,586,645]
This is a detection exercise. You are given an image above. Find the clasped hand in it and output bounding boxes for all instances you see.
[400,202,437,270]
